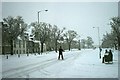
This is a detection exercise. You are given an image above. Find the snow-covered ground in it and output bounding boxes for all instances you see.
[2,48,118,78]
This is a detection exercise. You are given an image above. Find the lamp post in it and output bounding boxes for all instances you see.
[93,27,101,59]
[37,10,48,54]
[93,27,100,47]
[38,10,48,24]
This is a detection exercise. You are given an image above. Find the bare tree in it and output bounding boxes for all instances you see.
[86,36,94,48]
[2,16,27,55]
[52,25,65,52]
[64,30,77,51]
[31,22,52,54]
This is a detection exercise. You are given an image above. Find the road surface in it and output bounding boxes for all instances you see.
[2,49,118,78]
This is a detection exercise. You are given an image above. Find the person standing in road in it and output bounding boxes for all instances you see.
[58,46,64,60]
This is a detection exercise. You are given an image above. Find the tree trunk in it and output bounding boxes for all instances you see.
[32,41,34,53]
[114,43,117,50]
[55,39,57,52]
[2,45,5,55]
[118,36,120,51]
[41,42,44,54]
[10,39,13,55]
[38,47,40,55]
[78,41,81,50]
[68,43,71,51]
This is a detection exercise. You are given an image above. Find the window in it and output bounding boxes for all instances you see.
[14,41,16,48]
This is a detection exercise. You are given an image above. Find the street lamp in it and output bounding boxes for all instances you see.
[37,10,48,54]
[93,27,100,47]
[93,27,101,59]
[38,10,48,24]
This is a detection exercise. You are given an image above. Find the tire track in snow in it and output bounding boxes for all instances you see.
[3,51,81,78]
[3,58,58,78]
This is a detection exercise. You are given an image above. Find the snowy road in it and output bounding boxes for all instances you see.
[2,49,118,78]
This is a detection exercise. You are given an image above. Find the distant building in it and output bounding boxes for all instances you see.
[2,25,46,55]
[13,39,46,54]
[13,39,26,54]
[33,40,40,53]
[2,38,47,55]
[26,40,40,54]
[26,40,46,54]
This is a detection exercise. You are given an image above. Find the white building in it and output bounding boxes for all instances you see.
[13,39,26,54]
[13,39,46,54]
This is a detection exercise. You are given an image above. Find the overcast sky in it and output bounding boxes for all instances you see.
[2,2,118,45]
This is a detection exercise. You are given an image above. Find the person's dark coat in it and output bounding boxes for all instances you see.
[59,48,63,54]
[58,46,64,60]
[108,50,113,61]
